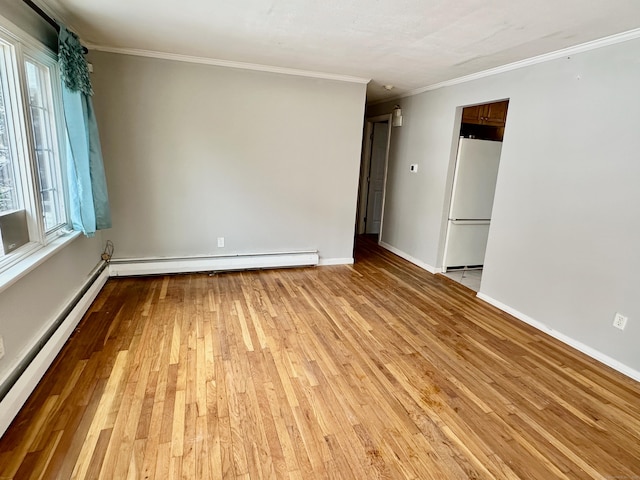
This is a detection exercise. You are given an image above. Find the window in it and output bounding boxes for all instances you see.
[0,44,22,217]
[0,78,18,213]
[25,59,65,232]
[0,28,68,271]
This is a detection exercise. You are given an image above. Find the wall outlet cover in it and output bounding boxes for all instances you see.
[613,312,628,330]
[217,237,225,248]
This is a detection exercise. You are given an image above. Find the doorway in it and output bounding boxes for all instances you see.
[356,115,392,240]
[442,100,509,291]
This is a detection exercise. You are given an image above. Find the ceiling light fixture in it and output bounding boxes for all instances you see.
[383,85,394,91]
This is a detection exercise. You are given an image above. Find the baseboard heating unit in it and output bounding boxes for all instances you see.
[109,250,320,277]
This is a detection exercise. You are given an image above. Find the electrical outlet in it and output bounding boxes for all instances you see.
[217,237,225,248]
[0,336,5,360]
[613,312,628,330]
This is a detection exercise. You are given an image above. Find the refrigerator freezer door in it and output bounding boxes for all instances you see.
[449,138,502,220]
[444,220,491,268]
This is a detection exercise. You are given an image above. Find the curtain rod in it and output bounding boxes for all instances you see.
[22,0,60,32]
[22,0,88,53]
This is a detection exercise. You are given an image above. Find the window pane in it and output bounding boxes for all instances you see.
[0,73,18,214]
[25,60,65,232]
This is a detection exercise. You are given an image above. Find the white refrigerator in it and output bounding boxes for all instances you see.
[443,138,502,270]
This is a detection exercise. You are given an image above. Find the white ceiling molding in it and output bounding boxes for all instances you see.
[371,27,640,105]
[87,44,371,85]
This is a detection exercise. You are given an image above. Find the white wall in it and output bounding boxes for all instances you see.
[89,52,367,263]
[367,37,640,374]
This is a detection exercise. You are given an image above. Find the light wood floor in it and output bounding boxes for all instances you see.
[1,238,639,479]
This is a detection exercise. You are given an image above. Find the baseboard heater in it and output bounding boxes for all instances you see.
[109,250,319,277]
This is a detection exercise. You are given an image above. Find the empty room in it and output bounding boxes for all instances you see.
[0,0,639,478]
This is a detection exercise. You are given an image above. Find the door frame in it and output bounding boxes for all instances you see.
[356,114,392,238]
[440,99,509,274]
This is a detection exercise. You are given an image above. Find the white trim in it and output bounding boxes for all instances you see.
[86,44,370,85]
[0,266,109,438]
[357,121,374,235]
[379,241,441,274]
[366,114,393,123]
[476,293,640,383]
[357,114,393,235]
[109,251,319,276]
[370,27,640,105]
[377,120,393,241]
[318,257,354,266]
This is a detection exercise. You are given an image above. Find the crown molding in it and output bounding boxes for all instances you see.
[86,44,370,84]
[369,27,640,105]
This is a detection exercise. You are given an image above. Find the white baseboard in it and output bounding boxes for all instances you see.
[476,293,640,383]
[318,257,354,266]
[0,267,110,437]
[378,241,441,274]
[109,251,319,277]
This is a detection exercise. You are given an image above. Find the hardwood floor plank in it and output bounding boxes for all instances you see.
[153,442,171,479]
[84,428,111,480]
[247,354,288,478]
[71,349,129,479]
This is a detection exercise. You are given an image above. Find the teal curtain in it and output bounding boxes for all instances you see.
[58,26,111,236]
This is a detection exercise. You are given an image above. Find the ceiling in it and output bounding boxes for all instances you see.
[40,0,640,102]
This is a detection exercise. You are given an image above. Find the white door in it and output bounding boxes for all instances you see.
[450,138,502,220]
[366,122,388,234]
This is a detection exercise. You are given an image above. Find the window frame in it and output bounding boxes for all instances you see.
[0,20,71,276]
[23,49,68,237]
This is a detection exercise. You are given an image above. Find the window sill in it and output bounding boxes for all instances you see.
[0,231,82,295]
